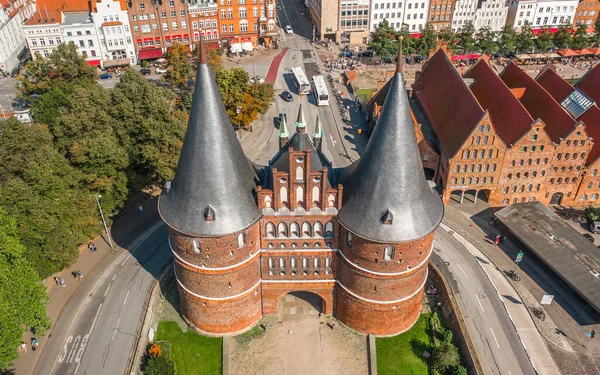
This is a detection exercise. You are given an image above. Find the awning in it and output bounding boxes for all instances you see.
[451,54,468,61]
[230,42,242,53]
[468,53,481,59]
[544,52,561,58]
[241,37,252,42]
[580,48,595,55]
[104,57,130,67]
[516,54,532,59]
[410,33,422,38]
[139,48,163,60]
[242,42,253,51]
[557,49,579,57]
[530,53,545,59]
[86,59,102,66]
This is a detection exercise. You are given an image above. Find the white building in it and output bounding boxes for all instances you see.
[370,0,430,33]
[22,10,64,59]
[473,0,508,31]
[187,0,220,44]
[62,12,103,66]
[451,0,477,30]
[92,0,136,67]
[506,0,578,29]
[0,0,35,73]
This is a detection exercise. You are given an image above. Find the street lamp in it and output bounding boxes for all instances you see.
[96,194,114,249]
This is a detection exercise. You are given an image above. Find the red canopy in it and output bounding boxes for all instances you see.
[451,54,469,61]
[469,53,481,59]
[557,49,580,57]
[410,33,422,38]
[579,48,595,55]
[86,59,101,66]
[139,48,163,60]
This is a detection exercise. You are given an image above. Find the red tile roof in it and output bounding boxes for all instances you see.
[34,0,89,12]
[412,50,485,157]
[535,66,574,103]
[464,60,534,146]
[25,9,63,25]
[500,62,576,143]
[577,63,600,103]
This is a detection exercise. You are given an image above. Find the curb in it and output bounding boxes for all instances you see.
[222,336,230,375]
[367,335,377,375]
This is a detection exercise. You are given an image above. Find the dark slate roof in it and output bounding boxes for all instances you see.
[158,46,261,237]
[496,202,600,314]
[464,59,534,146]
[337,68,444,243]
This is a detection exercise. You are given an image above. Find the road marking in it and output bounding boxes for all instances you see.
[475,294,485,312]
[457,264,469,279]
[104,282,112,297]
[508,371,512,375]
[123,290,130,305]
[73,334,89,375]
[112,318,121,340]
[121,253,132,266]
[490,328,501,349]
[67,335,81,363]
[111,274,116,281]
[88,303,103,335]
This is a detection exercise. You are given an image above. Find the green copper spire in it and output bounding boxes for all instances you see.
[278,114,289,138]
[295,104,306,131]
[312,114,323,139]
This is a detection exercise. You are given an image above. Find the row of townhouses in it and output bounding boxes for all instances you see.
[1,0,600,70]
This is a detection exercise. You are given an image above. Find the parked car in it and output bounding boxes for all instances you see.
[339,51,353,58]
[10,68,20,78]
[285,25,293,34]
[249,76,265,84]
[98,73,113,80]
[155,67,167,74]
[140,68,151,75]
[583,233,595,243]
[281,90,293,102]
[591,221,600,234]
[359,51,373,57]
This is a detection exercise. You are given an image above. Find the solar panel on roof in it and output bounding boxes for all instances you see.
[561,89,595,119]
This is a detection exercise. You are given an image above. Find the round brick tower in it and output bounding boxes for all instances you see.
[158,42,263,335]
[334,49,444,336]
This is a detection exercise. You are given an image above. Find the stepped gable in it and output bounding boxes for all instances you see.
[577,62,600,103]
[412,49,485,158]
[500,62,576,143]
[158,42,261,237]
[464,59,534,146]
[338,50,443,243]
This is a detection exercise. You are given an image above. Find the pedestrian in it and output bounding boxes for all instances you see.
[76,270,83,281]
[60,278,66,287]
[19,341,27,353]
[138,205,143,214]
[501,234,507,243]
[495,234,501,245]
[489,217,495,226]
[32,338,38,351]
[91,243,96,252]
[54,276,60,286]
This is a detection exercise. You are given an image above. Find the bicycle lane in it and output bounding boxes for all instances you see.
[439,222,562,375]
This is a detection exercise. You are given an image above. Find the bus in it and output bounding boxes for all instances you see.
[312,75,329,106]
[291,66,311,95]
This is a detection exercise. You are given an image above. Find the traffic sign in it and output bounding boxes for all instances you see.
[515,251,525,263]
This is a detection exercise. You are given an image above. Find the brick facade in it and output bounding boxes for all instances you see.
[217,0,277,50]
[428,0,455,30]
[574,0,600,26]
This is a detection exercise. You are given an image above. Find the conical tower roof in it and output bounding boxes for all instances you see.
[337,47,443,243]
[312,114,323,139]
[278,114,289,138]
[295,104,306,129]
[158,42,261,237]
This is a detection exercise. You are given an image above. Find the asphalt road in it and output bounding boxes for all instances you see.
[432,228,536,375]
[36,225,171,375]
[0,76,18,114]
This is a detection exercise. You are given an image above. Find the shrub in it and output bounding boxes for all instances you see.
[452,365,468,375]
[434,340,460,372]
[144,355,174,375]
[443,329,453,344]
[585,206,600,222]
[148,343,162,358]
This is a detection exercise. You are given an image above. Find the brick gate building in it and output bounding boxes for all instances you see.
[158,43,443,336]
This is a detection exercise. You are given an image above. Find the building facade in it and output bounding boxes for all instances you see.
[158,44,443,336]
[23,10,64,59]
[506,0,578,29]
[370,0,430,33]
[0,0,35,73]
[92,0,136,67]
[62,12,103,66]
[428,0,455,30]
[472,0,508,31]
[187,0,220,44]
[217,0,277,52]
[573,0,600,26]
[310,0,338,41]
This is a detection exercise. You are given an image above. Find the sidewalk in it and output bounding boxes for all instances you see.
[10,197,163,375]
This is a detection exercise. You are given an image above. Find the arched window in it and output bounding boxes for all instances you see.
[266,222,275,238]
[278,222,288,237]
[290,222,300,237]
[502,199,509,205]
[325,221,335,237]
[268,258,274,268]
[264,195,272,208]
[312,186,320,206]
[592,194,599,201]
[314,222,323,236]
[296,186,304,206]
[237,233,245,248]
[296,166,304,181]
[327,194,335,207]
[347,232,352,246]
[280,186,288,206]
[580,194,588,201]
[192,239,201,254]
[302,222,311,237]
[383,246,395,261]
[313,258,320,268]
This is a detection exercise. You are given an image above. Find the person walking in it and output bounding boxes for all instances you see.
[495,234,501,245]
[19,341,27,353]
[54,276,60,286]
[90,243,96,252]
[76,270,83,281]
[31,338,38,351]
[138,205,143,214]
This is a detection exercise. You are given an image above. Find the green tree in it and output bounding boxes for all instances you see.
[592,17,600,46]
[572,23,589,50]
[434,340,460,372]
[499,25,518,55]
[165,43,192,92]
[476,26,499,54]
[535,28,553,52]
[585,206,600,222]
[458,22,476,52]
[516,21,535,53]
[0,207,51,369]
[144,355,175,375]
[438,27,459,52]
[17,43,96,99]
[368,19,400,59]
[452,365,469,375]
[398,25,418,55]
[443,329,453,343]
[417,23,436,56]
[553,25,572,49]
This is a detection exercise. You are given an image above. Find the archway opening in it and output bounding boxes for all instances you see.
[424,168,435,180]
[450,190,464,204]
[550,192,564,205]
[278,291,323,315]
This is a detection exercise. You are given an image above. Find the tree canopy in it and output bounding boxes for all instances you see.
[368,20,400,59]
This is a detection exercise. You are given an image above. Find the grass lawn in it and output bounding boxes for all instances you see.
[376,313,432,375]
[356,88,375,106]
[155,321,222,375]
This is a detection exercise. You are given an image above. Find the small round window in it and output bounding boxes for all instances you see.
[279,178,287,183]
[296,157,304,163]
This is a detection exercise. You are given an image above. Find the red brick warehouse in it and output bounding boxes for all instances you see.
[158,44,443,336]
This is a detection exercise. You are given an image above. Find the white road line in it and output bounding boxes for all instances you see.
[111,274,116,281]
[88,303,103,335]
[112,318,121,340]
[508,371,512,375]
[123,290,130,305]
[457,264,469,279]
[104,283,112,297]
[121,253,132,266]
[74,361,81,374]
[490,327,501,349]
[475,294,485,312]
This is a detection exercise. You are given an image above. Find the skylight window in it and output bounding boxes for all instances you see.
[561,89,594,119]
